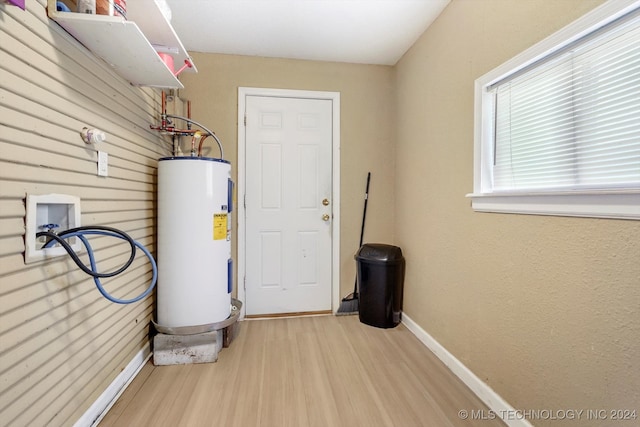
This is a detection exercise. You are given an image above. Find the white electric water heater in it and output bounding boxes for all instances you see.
[157,157,232,328]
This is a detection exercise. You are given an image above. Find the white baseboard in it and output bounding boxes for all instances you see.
[401,314,532,427]
[73,342,152,427]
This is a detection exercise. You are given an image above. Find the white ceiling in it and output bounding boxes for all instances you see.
[164,0,450,66]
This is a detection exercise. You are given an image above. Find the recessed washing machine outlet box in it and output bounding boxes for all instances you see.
[24,194,81,264]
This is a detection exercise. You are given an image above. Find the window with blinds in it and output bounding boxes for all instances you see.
[492,12,640,192]
[469,0,640,220]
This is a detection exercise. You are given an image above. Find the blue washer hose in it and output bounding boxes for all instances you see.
[41,228,157,304]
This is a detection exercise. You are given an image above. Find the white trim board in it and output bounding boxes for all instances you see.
[401,314,532,427]
[73,342,152,427]
[237,87,341,318]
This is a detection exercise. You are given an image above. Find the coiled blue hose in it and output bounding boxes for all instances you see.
[42,228,157,304]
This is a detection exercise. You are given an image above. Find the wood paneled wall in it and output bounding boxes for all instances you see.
[0,1,170,425]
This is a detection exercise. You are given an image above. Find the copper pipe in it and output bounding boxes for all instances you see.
[149,125,199,135]
[186,101,192,130]
[161,91,167,128]
[165,115,224,159]
[197,135,208,157]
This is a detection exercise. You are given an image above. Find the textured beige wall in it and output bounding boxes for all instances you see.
[178,53,396,300]
[395,0,639,423]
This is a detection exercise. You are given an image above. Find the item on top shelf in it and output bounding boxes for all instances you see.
[77,0,95,14]
[56,1,70,12]
[96,0,126,18]
[157,52,192,77]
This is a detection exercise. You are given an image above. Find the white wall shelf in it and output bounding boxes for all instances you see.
[47,0,197,88]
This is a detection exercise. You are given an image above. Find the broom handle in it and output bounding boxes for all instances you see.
[354,172,371,295]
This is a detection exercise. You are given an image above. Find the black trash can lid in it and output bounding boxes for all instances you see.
[355,243,404,263]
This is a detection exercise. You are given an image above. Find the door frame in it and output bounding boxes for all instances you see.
[237,87,341,318]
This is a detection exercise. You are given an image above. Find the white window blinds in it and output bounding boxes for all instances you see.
[490,12,640,192]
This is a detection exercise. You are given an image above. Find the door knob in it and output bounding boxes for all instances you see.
[322,198,330,206]
[322,214,330,221]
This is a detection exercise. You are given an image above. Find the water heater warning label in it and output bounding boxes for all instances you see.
[213,214,227,240]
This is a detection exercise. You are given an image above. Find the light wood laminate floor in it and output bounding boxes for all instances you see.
[100,315,505,427]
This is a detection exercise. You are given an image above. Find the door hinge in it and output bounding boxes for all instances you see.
[244,114,247,126]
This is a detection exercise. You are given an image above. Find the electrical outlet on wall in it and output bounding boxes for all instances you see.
[97,151,108,177]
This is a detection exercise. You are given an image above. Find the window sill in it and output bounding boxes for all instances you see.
[466,191,640,220]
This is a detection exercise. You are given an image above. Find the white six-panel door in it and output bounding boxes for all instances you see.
[244,95,334,315]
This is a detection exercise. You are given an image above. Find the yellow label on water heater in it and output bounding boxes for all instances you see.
[213,214,227,240]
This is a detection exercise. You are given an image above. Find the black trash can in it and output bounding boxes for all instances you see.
[355,243,405,328]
